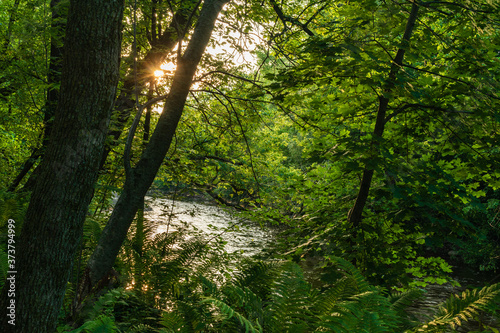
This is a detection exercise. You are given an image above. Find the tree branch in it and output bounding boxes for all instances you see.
[268,0,315,36]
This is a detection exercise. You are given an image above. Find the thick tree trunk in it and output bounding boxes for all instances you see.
[81,0,230,296]
[0,0,124,332]
[348,3,419,228]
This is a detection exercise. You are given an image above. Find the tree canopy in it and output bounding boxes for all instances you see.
[0,0,500,331]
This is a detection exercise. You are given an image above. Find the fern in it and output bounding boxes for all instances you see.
[159,311,186,333]
[414,283,500,332]
[357,311,390,333]
[331,256,371,293]
[0,190,28,290]
[82,218,103,245]
[127,323,158,332]
[0,190,28,226]
[194,258,411,333]
[69,314,120,333]
[311,257,410,333]
[264,261,313,332]
[88,289,127,318]
[202,297,263,333]
[317,290,400,333]
[389,289,425,315]
[312,276,361,314]
[231,260,280,299]
[388,289,425,329]
[67,213,437,333]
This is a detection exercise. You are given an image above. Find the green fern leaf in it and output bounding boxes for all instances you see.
[69,314,120,333]
[416,283,500,331]
[202,297,263,333]
[331,256,371,293]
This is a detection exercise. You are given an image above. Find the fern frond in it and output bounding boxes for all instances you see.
[175,298,214,332]
[231,260,280,300]
[0,190,27,226]
[69,314,120,333]
[389,289,425,315]
[82,218,102,244]
[331,256,371,293]
[317,312,354,333]
[265,262,313,332]
[318,296,392,333]
[355,311,390,333]
[146,235,207,290]
[416,282,500,331]
[202,297,263,333]
[127,323,157,332]
[221,284,265,328]
[313,276,359,314]
[318,297,397,333]
[352,291,400,331]
[387,288,425,329]
[86,288,128,319]
[200,274,220,296]
[160,311,186,333]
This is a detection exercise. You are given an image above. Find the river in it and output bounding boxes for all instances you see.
[144,197,272,256]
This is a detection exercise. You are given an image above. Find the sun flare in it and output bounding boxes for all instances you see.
[161,62,177,72]
[154,62,176,78]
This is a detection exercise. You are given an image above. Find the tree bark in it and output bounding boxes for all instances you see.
[81,0,230,297]
[0,0,124,332]
[348,2,419,227]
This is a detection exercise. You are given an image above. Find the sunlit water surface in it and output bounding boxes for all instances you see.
[144,197,271,256]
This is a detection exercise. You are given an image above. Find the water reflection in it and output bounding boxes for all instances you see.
[145,198,271,256]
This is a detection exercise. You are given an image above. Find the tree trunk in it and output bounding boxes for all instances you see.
[0,0,124,332]
[348,3,419,228]
[81,0,230,297]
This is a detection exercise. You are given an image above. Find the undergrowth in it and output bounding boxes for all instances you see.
[1,190,499,332]
[58,237,500,332]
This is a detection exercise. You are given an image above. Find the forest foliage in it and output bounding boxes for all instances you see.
[1,0,500,331]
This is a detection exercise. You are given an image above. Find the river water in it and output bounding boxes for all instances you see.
[144,197,272,256]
